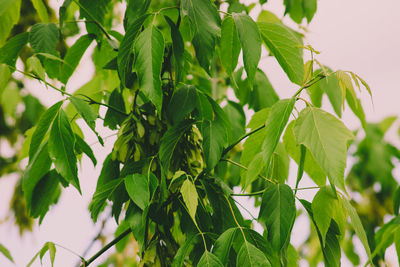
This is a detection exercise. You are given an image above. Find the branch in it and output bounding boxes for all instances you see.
[81,228,132,267]
[221,125,265,157]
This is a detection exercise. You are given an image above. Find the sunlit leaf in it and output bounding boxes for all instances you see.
[181,179,198,221]
[220,16,240,75]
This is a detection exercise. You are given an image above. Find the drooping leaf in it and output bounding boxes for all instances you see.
[303,0,317,23]
[237,241,271,267]
[201,118,227,170]
[318,69,343,117]
[212,227,238,265]
[0,0,21,46]
[0,32,29,67]
[172,234,200,267]
[29,101,62,160]
[74,134,97,166]
[181,179,198,221]
[293,107,354,191]
[38,242,56,267]
[134,25,165,115]
[249,70,279,111]
[48,108,80,192]
[181,0,221,73]
[60,34,95,84]
[219,16,240,75]
[70,96,103,145]
[125,173,150,210]
[27,56,46,81]
[167,85,198,125]
[165,16,185,84]
[232,13,261,86]
[103,88,126,130]
[118,14,148,88]
[198,251,224,267]
[270,142,290,184]
[0,243,14,263]
[223,101,246,142]
[258,22,304,85]
[89,178,124,222]
[259,183,296,251]
[342,197,372,260]
[31,0,49,23]
[159,120,194,172]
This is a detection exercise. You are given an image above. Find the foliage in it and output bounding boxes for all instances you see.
[0,0,399,266]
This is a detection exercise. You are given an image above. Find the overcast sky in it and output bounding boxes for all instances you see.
[1,0,400,266]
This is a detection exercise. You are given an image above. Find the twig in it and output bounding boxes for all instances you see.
[222,125,265,157]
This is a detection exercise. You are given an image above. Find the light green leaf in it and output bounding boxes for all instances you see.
[78,0,110,37]
[89,178,124,222]
[303,0,317,23]
[250,70,279,111]
[293,107,354,191]
[0,0,21,46]
[270,142,290,184]
[159,120,193,172]
[212,227,238,265]
[118,14,148,88]
[134,25,165,115]
[220,16,240,75]
[0,32,29,67]
[39,242,56,267]
[31,0,49,22]
[167,85,198,125]
[259,183,296,251]
[69,96,103,145]
[232,13,261,86]
[258,22,304,85]
[245,152,266,189]
[198,251,224,267]
[257,10,281,23]
[181,0,221,73]
[237,241,271,267]
[181,179,198,221]
[27,56,46,81]
[0,243,14,263]
[48,108,80,192]
[125,173,150,210]
[342,197,372,260]
[60,34,95,84]
[0,63,10,94]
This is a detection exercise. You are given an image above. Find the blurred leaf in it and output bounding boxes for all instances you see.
[0,32,29,67]
[0,243,14,263]
[32,0,49,23]
[0,0,21,46]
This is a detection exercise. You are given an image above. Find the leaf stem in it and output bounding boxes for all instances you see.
[222,125,265,157]
[81,228,132,266]
[221,158,276,184]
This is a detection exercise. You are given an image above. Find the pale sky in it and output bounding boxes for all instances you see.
[1,0,400,266]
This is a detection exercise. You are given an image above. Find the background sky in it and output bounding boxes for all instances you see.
[1,0,400,266]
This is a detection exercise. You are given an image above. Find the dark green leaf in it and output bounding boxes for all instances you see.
[125,173,149,210]
[0,243,14,263]
[172,234,200,267]
[249,70,279,111]
[258,22,304,85]
[59,0,71,28]
[198,251,224,267]
[295,144,306,191]
[259,183,295,251]
[123,0,151,29]
[75,134,97,166]
[165,16,185,84]
[237,241,271,267]
[78,0,110,37]
[48,109,80,192]
[223,101,246,142]
[30,23,59,54]
[201,118,227,170]
[167,85,198,125]
[219,16,240,75]
[0,32,29,67]
[232,13,261,86]
[134,25,165,115]
[103,89,126,130]
[126,204,146,251]
[118,14,148,88]
[60,34,95,84]
[181,0,221,73]
[212,227,239,265]
[89,178,124,222]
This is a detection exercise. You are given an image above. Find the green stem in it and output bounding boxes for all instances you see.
[221,158,276,184]
[222,125,265,157]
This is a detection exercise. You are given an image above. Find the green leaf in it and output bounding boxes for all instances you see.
[259,183,296,251]
[27,55,46,81]
[212,227,239,265]
[60,34,95,84]
[103,88,126,130]
[250,70,279,111]
[159,120,194,172]
[293,107,354,191]
[270,142,290,184]
[124,0,151,29]
[118,14,148,88]
[303,0,317,23]
[32,0,49,22]
[167,85,198,125]
[232,13,261,86]
[181,179,198,221]
[165,16,185,85]
[258,22,304,85]
[0,243,14,263]
[23,142,52,213]
[283,121,326,186]
[78,0,110,37]
[394,186,400,216]
[342,197,372,260]
[70,96,103,145]
[30,23,59,54]
[198,251,224,267]
[219,16,240,75]
[223,101,246,143]
[0,32,29,67]
[201,118,227,170]
[0,0,21,46]
[39,242,56,267]
[181,0,221,73]
[89,178,124,222]
[48,108,80,192]
[237,241,271,267]
[29,101,62,160]
[125,173,150,210]
[134,25,165,115]
[30,170,61,219]
[75,134,97,166]
[318,69,343,117]
[172,234,200,267]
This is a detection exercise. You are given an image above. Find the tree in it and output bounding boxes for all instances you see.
[0,0,399,266]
